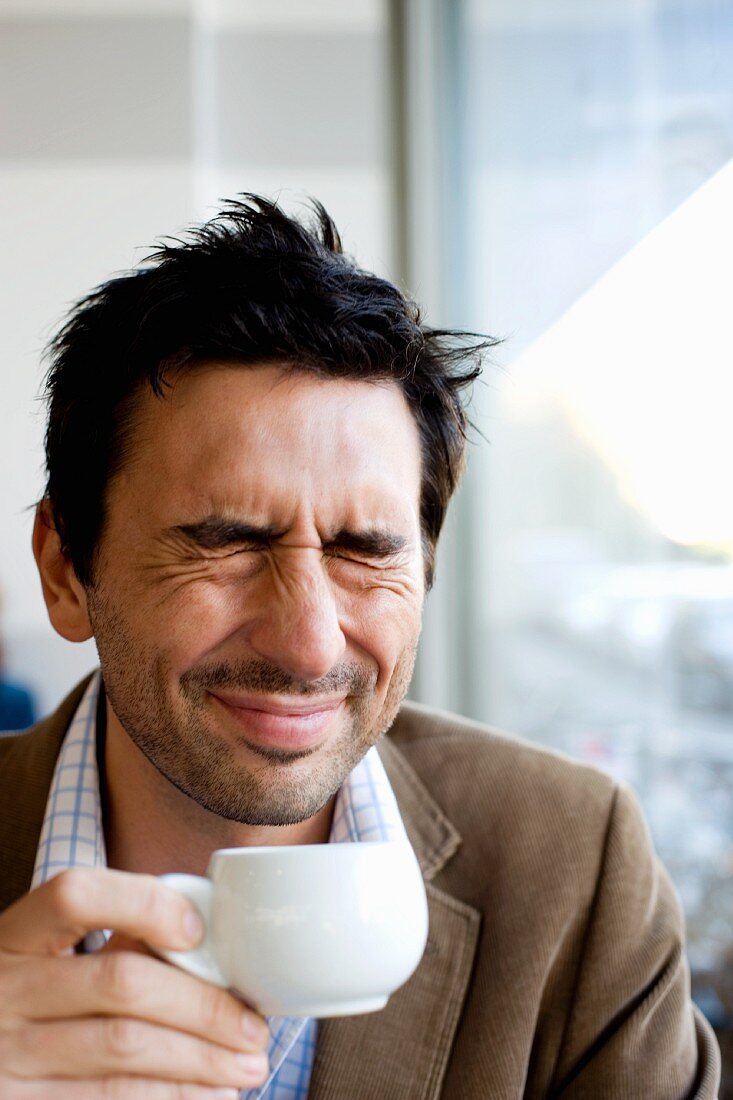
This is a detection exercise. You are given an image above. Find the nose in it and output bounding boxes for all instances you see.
[247,551,346,684]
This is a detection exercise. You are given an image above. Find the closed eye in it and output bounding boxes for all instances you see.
[166,517,411,562]
[323,528,409,560]
[169,519,282,554]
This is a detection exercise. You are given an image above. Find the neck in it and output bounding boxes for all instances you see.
[101,701,334,878]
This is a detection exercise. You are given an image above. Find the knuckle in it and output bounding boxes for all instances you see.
[47,868,91,920]
[100,951,144,1006]
[102,1016,145,1061]
[140,874,180,930]
[199,983,234,1039]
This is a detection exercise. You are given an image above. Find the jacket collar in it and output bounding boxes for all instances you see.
[306,730,481,1100]
[0,676,91,912]
[375,735,461,882]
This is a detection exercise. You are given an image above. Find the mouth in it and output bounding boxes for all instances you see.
[208,690,347,753]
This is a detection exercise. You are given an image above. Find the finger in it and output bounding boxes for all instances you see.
[0,869,203,956]
[3,1078,240,1100]
[2,1017,269,1090]
[8,952,269,1053]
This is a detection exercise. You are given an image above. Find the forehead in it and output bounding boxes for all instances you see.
[122,362,423,527]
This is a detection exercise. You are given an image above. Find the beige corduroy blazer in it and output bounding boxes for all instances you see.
[0,679,722,1098]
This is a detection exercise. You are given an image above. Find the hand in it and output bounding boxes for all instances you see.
[0,867,270,1099]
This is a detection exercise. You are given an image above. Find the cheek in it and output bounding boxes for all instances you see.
[128,580,249,669]
[344,589,422,688]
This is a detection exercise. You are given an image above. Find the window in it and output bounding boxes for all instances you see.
[442,0,733,1080]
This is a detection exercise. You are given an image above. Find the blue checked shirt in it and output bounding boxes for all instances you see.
[32,673,412,1099]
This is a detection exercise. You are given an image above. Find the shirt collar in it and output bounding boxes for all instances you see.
[31,672,106,890]
[33,670,409,892]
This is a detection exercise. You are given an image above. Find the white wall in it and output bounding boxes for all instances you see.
[0,0,392,717]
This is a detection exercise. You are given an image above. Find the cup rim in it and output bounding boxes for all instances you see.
[210,838,407,858]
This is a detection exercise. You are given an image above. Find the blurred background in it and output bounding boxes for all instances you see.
[1,0,732,1088]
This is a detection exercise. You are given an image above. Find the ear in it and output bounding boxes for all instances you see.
[32,502,94,643]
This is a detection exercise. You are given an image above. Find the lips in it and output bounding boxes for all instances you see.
[209,690,347,752]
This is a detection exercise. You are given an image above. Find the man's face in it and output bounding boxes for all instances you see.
[86,363,425,826]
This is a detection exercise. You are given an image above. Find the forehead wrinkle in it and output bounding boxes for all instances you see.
[200,417,417,541]
[115,366,422,535]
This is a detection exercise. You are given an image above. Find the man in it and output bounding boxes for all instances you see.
[0,196,720,1099]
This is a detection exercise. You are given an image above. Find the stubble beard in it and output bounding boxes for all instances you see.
[87,587,418,827]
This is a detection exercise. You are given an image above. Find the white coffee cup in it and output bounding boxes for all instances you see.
[158,840,428,1018]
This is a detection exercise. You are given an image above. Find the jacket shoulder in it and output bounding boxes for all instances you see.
[388,698,618,820]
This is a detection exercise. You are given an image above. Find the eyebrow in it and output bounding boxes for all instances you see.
[171,518,282,550]
[328,527,409,557]
[169,517,409,557]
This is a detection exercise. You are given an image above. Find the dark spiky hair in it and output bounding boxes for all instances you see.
[43,194,493,588]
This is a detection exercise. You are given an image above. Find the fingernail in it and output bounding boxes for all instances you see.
[182,907,204,944]
[242,1011,269,1046]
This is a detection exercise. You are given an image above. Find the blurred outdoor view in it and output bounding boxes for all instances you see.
[449,0,733,1078]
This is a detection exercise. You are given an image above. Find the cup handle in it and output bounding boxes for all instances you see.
[156,873,228,988]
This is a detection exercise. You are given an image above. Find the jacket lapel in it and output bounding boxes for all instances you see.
[0,677,90,912]
[307,736,481,1100]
